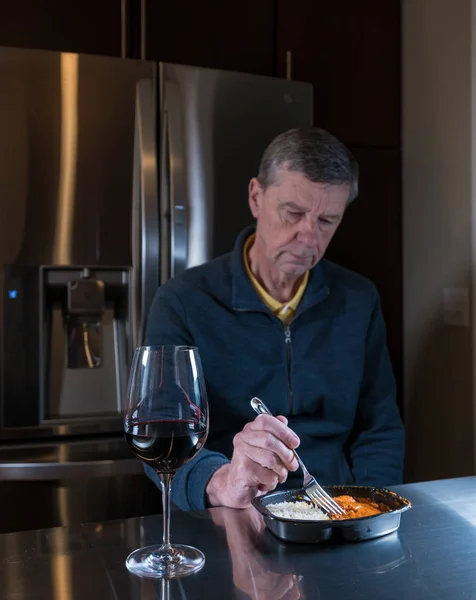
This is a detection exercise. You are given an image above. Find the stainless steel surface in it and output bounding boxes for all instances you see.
[0,477,475,599]
[160,63,313,279]
[0,436,162,534]
[0,49,311,440]
[48,303,117,409]
[65,275,105,369]
[0,419,123,441]
[132,78,159,347]
[1,265,131,428]
[250,396,344,515]
[0,47,156,438]
[253,485,411,543]
[0,46,154,269]
[0,473,161,535]
[159,91,171,284]
[42,267,130,419]
[0,460,140,480]
[162,64,189,278]
[0,436,141,480]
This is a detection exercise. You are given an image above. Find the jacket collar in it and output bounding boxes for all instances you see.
[231,225,329,313]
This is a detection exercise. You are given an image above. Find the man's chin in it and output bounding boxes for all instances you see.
[280,263,310,277]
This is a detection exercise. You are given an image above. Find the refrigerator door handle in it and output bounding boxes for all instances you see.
[132,78,159,349]
[166,83,188,279]
[159,109,171,283]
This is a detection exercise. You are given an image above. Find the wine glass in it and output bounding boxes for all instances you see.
[124,345,209,579]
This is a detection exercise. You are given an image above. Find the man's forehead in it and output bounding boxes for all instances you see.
[275,173,349,210]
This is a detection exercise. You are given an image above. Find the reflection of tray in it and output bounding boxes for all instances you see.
[261,527,413,575]
[252,485,412,544]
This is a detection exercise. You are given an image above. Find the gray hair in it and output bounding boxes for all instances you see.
[257,128,359,204]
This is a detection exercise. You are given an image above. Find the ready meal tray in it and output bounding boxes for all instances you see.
[252,485,412,544]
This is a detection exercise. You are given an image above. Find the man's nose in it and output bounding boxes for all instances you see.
[296,219,319,248]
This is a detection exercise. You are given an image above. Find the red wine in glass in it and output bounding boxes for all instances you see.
[124,345,209,579]
[125,419,207,473]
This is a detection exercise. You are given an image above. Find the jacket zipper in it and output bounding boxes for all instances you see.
[236,289,329,416]
[283,290,329,416]
[284,325,293,414]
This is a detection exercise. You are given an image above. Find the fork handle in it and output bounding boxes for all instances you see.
[250,396,273,417]
[250,397,307,475]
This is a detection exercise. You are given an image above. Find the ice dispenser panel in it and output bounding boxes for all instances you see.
[1,265,132,428]
[66,275,105,369]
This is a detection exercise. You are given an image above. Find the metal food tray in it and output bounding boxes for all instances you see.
[252,485,412,544]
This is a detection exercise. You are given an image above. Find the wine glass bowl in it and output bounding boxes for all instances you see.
[124,345,209,579]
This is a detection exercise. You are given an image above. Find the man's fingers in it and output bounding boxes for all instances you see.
[280,577,302,600]
[237,430,298,473]
[271,575,302,600]
[235,441,289,482]
[242,461,279,492]
[248,414,300,449]
[223,414,302,508]
[253,573,301,600]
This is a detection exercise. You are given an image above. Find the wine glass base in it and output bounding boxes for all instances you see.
[125,544,205,579]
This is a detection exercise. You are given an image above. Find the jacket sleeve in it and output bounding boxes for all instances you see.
[347,290,405,486]
[142,284,229,511]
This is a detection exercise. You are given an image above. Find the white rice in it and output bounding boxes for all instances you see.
[265,500,330,521]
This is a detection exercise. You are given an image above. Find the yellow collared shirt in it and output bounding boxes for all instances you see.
[243,234,309,324]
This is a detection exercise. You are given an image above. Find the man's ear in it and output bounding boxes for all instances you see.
[248,178,264,219]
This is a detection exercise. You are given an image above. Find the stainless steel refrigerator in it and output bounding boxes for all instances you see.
[0,45,312,443]
[0,45,312,530]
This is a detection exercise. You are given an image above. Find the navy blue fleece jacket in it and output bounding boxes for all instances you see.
[143,226,405,510]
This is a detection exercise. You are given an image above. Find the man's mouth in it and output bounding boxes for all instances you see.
[289,253,313,263]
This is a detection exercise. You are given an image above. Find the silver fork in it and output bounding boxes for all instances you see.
[250,397,345,516]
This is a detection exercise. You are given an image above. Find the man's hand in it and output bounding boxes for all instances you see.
[211,507,302,600]
[206,414,300,508]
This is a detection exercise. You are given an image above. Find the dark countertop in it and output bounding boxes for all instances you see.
[1,476,476,599]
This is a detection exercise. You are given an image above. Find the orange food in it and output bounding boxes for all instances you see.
[330,495,387,520]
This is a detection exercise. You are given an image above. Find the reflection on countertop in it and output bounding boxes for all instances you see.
[1,477,476,599]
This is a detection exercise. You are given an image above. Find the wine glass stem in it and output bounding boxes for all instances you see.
[159,473,173,550]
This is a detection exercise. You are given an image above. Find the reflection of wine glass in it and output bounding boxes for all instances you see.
[124,345,209,579]
[161,576,192,600]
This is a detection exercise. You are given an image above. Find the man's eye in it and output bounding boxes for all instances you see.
[319,218,333,226]
[288,211,303,218]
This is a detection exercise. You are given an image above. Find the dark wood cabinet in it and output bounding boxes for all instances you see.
[144,0,274,76]
[276,0,401,148]
[276,2,403,397]
[0,0,124,57]
[325,147,402,404]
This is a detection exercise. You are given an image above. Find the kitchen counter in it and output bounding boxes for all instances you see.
[1,476,476,599]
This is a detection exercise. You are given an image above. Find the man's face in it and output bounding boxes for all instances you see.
[248,168,349,277]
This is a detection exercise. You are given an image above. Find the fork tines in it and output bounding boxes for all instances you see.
[306,483,345,516]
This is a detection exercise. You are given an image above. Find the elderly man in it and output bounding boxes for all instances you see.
[144,127,405,511]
